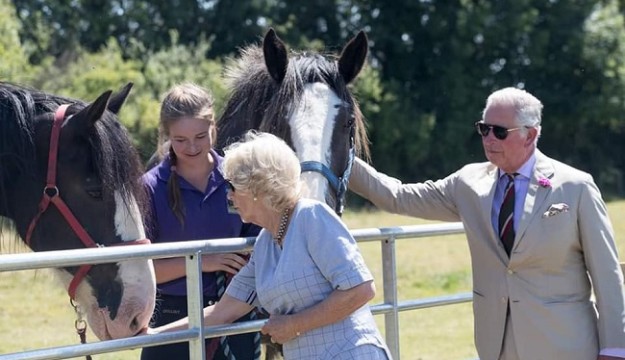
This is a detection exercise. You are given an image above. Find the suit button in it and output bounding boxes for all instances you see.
[501,297,507,303]
[507,269,514,275]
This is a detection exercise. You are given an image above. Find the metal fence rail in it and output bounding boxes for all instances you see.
[0,222,468,360]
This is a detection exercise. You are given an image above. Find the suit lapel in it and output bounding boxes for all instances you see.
[476,164,508,257]
[514,150,555,248]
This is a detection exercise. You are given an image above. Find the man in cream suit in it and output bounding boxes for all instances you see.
[349,87,625,360]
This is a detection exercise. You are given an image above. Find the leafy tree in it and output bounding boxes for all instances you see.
[27,33,230,162]
[574,0,625,195]
[12,0,273,61]
[351,0,492,179]
[348,0,625,195]
[9,0,625,195]
[34,38,152,157]
[0,0,34,82]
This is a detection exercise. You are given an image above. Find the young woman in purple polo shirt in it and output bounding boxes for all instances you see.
[141,83,261,360]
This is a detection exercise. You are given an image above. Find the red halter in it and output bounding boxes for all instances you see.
[25,104,150,299]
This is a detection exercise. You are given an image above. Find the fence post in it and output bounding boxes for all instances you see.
[186,252,206,359]
[381,235,400,359]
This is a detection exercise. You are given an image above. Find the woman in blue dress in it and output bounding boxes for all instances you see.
[151,131,391,360]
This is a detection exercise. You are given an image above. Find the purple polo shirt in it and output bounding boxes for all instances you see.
[142,150,259,297]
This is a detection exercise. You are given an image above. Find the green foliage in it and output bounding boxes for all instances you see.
[8,0,625,193]
[140,32,228,110]
[576,0,625,194]
[12,0,272,61]
[32,38,153,157]
[36,39,145,100]
[23,34,230,163]
[0,0,33,82]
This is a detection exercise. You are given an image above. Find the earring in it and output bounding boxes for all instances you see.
[253,197,257,201]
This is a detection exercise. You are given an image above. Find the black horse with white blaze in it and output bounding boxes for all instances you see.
[0,82,156,340]
[217,29,371,215]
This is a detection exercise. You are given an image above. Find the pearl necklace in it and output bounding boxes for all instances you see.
[275,207,292,246]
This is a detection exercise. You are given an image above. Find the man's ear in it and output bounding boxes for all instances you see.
[525,127,538,147]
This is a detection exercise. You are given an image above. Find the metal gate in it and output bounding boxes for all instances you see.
[0,222,469,360]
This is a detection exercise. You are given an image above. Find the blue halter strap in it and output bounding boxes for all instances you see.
[300,143,355,215]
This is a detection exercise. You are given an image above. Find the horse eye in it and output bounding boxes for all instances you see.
[85,177,103,199]
[87,189,103,199]
[346,117,355,128]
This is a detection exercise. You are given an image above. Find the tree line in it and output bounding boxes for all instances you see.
[2,0,624,202]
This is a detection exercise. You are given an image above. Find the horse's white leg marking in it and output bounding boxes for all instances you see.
[289,83,341,202]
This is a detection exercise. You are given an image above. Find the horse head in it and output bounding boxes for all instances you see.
[0,82,156,340]
[218,29,370,214]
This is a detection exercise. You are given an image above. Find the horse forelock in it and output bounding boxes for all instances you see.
[90,111,147,221]
[0,83,147,227]
[218,43,370,160]
[274,51,369,158]
[0,84,41,176]
[218,46,278,148]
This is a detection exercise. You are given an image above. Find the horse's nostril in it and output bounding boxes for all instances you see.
[130,316,139,331]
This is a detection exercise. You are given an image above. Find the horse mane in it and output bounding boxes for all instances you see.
[217,45,370,160]
[0,82,146,240]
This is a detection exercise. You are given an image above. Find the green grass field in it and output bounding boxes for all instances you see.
[1,200,624,359]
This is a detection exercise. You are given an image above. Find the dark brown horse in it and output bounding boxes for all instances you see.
[0,82,156,340]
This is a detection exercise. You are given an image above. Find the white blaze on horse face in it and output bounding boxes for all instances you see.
[114,191,145,241]
[111,190,156,336]
[59,192,156,340]
[289,83,341,202]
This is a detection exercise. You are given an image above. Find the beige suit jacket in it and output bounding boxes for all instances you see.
[349,150,625,360]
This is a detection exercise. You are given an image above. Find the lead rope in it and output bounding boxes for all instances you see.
[248,309,262,360]
[216,271,238,360]
[71,299,92,360]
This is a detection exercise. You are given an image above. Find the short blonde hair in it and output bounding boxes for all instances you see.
[222,131,301,212]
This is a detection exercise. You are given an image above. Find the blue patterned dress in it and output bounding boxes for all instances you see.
[226,198,391,359]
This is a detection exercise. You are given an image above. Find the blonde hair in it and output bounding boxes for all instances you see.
[222,131,301,212]
[159,83,215,225]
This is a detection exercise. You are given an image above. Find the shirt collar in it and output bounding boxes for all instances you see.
[155,149,225,183]
[498,152,536,180]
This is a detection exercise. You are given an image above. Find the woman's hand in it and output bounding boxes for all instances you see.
[261,281,376,344]
[261,314,300,344]
[201,252,249,274]
[135,327,156,336]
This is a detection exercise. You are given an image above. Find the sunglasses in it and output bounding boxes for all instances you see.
[224,179,236,193]
[475,121,525,140]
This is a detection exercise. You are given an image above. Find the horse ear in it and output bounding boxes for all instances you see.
[66,90,113,135]
[107,82,133,115]
[338,31,368,84]
[263,28,289,83]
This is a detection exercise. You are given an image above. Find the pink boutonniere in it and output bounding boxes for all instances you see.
[538,177,551,188]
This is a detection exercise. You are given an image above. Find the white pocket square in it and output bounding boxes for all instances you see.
[542,203,569,218]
